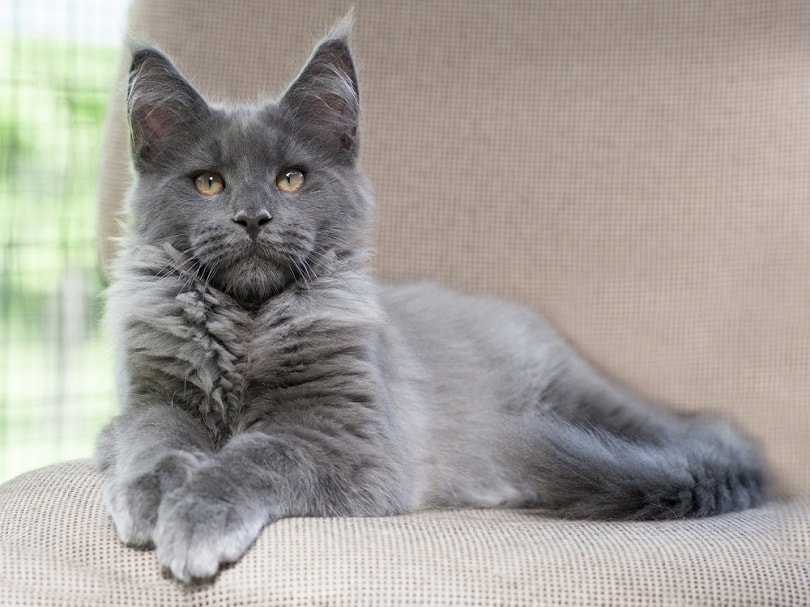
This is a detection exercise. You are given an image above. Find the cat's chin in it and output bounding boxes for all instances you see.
[211,259,298,307]
[216,267,291,306]
[188,238,308,306]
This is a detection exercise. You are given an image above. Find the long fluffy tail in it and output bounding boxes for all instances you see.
[521,414,769,520]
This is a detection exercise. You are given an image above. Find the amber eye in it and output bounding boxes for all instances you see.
[276,168,305,193]
[194,172,225,196]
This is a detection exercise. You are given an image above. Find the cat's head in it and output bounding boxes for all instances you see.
[124,23,370,304]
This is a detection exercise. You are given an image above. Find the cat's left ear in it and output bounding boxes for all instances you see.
[279,23,360,161]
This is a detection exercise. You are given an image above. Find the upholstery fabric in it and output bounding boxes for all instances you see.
[2,0,808,605]
[1,460,808,606]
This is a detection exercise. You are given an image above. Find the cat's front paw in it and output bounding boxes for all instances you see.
[154,472,269,583]
[103,450,202,547]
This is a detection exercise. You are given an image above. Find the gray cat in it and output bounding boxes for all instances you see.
[96,19,768,583]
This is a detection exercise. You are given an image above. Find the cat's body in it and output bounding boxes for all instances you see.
[97,19,768,583]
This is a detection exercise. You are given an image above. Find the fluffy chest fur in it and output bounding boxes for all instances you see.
[108,241,384,447]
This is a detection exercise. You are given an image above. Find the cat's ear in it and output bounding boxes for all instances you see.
[127,46,211,171]
[279,22,360,161]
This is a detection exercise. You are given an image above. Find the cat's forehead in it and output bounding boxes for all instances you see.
[219,104,281,141]
[213,103,303,162]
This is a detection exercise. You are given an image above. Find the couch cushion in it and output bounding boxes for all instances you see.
[1,460,807,606]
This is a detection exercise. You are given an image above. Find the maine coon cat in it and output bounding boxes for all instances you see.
[97,19,769,583]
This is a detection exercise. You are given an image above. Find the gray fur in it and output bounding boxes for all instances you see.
[97,22,769,583]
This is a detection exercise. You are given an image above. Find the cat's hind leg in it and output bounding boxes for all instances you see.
[517,360,770,520]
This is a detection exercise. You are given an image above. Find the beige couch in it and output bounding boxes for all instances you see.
[1,1,808,604]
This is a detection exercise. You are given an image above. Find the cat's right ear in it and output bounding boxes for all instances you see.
[127,47,210,172]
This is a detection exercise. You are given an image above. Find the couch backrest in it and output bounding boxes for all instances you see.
[98,0,810,494]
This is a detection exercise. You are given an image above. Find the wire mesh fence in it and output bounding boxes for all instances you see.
[0,0,129,482]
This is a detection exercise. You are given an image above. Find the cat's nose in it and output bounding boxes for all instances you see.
[233,209,272,240]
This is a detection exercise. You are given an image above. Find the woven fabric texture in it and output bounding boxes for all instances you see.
[1,460,807,606]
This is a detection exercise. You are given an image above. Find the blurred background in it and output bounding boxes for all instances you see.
[0,0,130,482]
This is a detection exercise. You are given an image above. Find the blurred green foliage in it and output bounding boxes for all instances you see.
[0,35,120,481]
